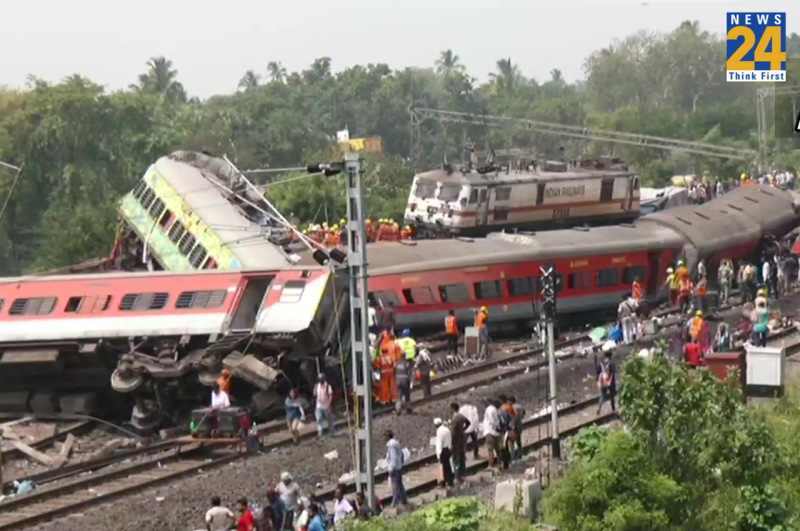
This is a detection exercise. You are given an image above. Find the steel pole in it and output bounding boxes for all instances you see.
[547,320,561,459]
[344,152,376,511]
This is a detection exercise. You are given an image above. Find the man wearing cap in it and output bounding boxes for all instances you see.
[475,307,490,359]
[433,418,454,488]
[313,374,335,439]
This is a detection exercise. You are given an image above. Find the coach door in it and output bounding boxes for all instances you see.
[229,276,275,331]
[476,188,489,226]
[646,252,660,297]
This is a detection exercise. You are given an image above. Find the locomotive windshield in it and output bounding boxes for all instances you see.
[413,179,437,199]
[437,184,462,202]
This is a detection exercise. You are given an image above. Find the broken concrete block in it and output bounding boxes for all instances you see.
[494,479,542,522]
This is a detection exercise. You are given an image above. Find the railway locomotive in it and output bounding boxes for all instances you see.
[403,156,640,237]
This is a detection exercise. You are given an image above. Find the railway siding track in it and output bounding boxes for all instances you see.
[0,444,227,531]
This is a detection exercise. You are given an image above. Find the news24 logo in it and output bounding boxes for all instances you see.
[727,12,786,82]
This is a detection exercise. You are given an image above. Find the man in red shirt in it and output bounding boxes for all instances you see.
[236,498,255,531]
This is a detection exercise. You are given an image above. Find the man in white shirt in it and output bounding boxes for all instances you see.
[617,296,637,345]
[482,399,502,468]
[433,418,454,488]
[459,403,480,459]
[205,496,235,531]
[211,383,230,409]
[313,373,335,438]
[763,260,772,299]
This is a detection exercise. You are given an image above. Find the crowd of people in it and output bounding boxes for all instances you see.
[300,219,415,248]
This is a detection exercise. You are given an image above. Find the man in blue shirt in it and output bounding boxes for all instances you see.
[385,430,407,507]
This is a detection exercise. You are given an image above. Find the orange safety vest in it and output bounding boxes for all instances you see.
[445,315,458,335]
[400,228,411,240]
[679,278,692,295]
[695,278,707,296]
[690,317,705,341]
[632,281,642,301]
[677,266,688,280]
[217,375,231,394]
[475,311,488,329]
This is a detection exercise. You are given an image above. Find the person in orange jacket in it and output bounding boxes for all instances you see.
[678,277,693,314]
[694,275,708,314]
[217,369,232,395]
[400,225,411,241]
[444,309,459,355]
[631,277,642,304]
[676,260,688,281]
[475,307,489,359]
[373,345,398,405]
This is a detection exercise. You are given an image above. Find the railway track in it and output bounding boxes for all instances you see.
[0,443,233,530]
[1,420,96,463]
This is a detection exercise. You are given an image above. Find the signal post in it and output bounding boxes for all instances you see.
[540,266,561,459]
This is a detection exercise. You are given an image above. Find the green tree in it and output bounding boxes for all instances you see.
[131,56,187,104]
[238,70,261,91]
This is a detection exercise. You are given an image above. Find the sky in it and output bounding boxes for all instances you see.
[1,0,798,99]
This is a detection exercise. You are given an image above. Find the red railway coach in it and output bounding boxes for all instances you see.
[0,266,346,429]
[366,224,683,330]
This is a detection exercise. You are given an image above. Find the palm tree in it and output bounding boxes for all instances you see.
[131,57,186,104]
[550,69,564,84]
[435,50,465,76]
[267,61,287,83]
[238,70,261,91]
[490,58,520,94]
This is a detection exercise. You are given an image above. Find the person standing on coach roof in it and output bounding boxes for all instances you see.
[313,374,335,439]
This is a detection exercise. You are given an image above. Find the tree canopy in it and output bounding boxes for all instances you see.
[1,23,799,274]
[543,356,800,530]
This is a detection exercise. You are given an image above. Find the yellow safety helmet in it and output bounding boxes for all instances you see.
[667,267,674,273]
[480,306,488,313]
[340,218,346,225]
[332,224,339,231]
[696,310,703,317]
[758,288,767,296]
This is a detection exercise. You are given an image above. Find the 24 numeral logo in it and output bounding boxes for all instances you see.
[727,26,786,70]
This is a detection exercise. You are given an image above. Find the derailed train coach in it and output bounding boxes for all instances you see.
[370,184,800,331]
[0,266,349,430]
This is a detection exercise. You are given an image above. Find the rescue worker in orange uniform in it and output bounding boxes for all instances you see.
[400,225,412,241]
[475,306,490,359]
[444,309,459,355]
[373,345,398,405]
[631,277,643,304]
[694,275,708,315]
[689,310,709,354]
[678,276,693,314]
[676,260,688,281]
[366,219,375,242]
[217,369,231,395]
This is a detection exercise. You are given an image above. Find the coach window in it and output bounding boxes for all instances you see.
[279,281,306,303]
[371,290,401,307]
[507,277,535,297]
[438,284,471,303]
[179,233,197,256]
[493,207,509,222]
[495,187,511,201]
[600,179,614,202]
[140,187,156,211]
[168,221,186,245]
[65,296,83,313]
[119,292,169,311]
[131,179,147,200]
[159,209,174,229]
[567,272,592,290]
[622,266,647,285]
[9,297,58,316]
[468,189,478,204]
[176,290,227,309]
[597,268,620,288]
[474,280,503,300]
[149,197,166,221]
[0,299,4,314]
[188,244,208,269]
[402,287,435,305]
